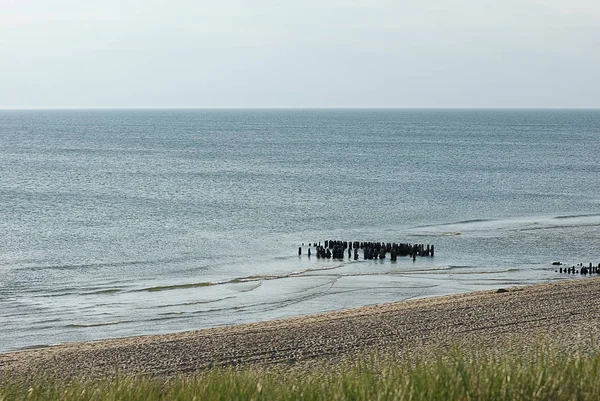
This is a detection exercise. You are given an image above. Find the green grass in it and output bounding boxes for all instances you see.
[2,347,600,401]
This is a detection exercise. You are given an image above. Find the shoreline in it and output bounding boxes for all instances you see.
[2,277,599,380]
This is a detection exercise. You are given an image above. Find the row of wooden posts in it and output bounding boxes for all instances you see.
[556,262,600,275]
[298,240,434,261]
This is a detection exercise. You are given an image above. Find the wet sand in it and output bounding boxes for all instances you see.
[1,277,599,381]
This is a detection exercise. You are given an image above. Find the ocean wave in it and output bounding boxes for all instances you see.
[66,321,130,328]
[135,263,346,293]
[31,323,67,330]
[154,296,236,309]
[289,276,340,295]
[157,311,185,316]
[79,288,123,295]
[237,281,262,293]
[412,213,600,236]
[555,212,600,220]
[17,344,56,351]
[141,281,214,292]
[414,218,497,229]
[147,315,188,323]
[410,232,461,237]
[28,287,81,296]
[17,255,211,272]
[513,223,600,232]
[446,268,520,275]
[33,317,63,324]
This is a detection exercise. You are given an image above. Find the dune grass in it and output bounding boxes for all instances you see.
[2,346,599,401]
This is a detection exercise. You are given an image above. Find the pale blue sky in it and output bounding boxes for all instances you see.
[1,0,599,108]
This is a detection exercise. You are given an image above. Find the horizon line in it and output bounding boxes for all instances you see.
[1,106,599,111]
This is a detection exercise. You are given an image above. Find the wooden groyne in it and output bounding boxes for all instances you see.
[298,240,434,261]
[555,262,600,276]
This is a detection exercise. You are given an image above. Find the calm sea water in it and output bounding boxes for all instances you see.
[1,109,599,352]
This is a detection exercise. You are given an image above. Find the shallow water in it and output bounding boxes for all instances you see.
[1,109,599,352]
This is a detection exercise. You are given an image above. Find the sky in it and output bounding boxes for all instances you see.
[1,0,599,108]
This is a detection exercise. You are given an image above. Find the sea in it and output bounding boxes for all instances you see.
[1,109,599,353]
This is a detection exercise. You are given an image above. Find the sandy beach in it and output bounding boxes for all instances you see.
[2,277,599,381]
